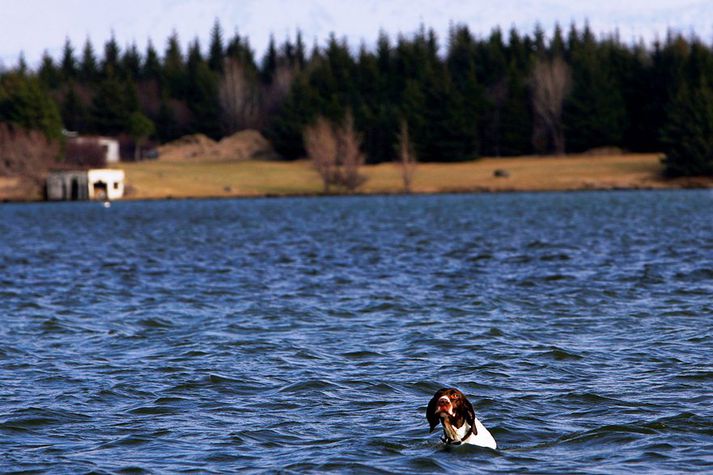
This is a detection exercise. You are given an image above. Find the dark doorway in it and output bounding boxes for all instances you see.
[70,178,80,200]
[93,181,108,200]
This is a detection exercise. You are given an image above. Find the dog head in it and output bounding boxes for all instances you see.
[426,387,476,435]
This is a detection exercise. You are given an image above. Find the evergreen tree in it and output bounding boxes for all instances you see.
[186,39,221,138]
[186,39,204,69]
[122,43,142,79]
[124,79,140,113]
[533,24,547,57]
[376,32,392,73]
[208,20,224,72]
[16,53,28,75]
[643,35,693,153]
[399,79,426,159]
[564,29,625,152]
[324,35,356,112]
[687,40,713,88]
[0,73,63,138]
[163,32,186,98]
[265,75,317,158]
[61,84,89,132]
[566,23,580,59]
[356,45,396,163]
[501,28,535,155]
[282,38,296,68]
[551,24,566,59]
[661,82,713,176]
[142,40,162,82]
[38,52,61,89]
[499,62,532,155]
[480,29,510,155]
[611,40,648,152]
[295,31,306,70]
[91,75,132,134]
[80,39,99,82]
[422,66,474,161]
[414,29,475,162]
[102,35,121,78]
[226,33,256,68]
[155,93,179,141]
[261,36,278,84]
[61,38,78,80]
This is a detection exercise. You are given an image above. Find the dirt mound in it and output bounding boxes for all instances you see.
[217,130,278,161]
[158,130,277,162]
[157,134,217,161]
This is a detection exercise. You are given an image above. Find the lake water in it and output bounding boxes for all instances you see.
[1,191,712,473]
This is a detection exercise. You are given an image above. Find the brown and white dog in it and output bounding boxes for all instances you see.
[426,388,497,449]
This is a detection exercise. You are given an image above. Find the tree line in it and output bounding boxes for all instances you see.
[1,21,713,176]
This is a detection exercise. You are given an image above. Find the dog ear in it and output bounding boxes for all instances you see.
[426,392,441,433]
[463,397,477,435]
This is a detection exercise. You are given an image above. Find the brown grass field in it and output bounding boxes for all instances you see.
[114,153,712,200]
[3,153,711,202]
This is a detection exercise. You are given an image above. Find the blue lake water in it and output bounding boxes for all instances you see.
[1,191,712,473]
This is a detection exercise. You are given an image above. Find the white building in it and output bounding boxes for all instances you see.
[47,169,125,201]
[87,169,125,200]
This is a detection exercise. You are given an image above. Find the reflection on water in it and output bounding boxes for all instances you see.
[1,191,712,472]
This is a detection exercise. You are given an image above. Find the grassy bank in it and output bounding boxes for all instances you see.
[3,153,711,203]
[115,153,711,200]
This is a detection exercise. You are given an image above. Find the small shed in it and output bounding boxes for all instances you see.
[47,169,125,201]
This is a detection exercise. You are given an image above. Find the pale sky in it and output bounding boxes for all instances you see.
[1,0,712,68]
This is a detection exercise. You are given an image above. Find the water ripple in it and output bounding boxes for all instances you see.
[1,191,712,472]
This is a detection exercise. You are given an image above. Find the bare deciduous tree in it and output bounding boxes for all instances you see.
[303,112,367,193]
[304,117,338,192]
[219,58,261,133]
[531,57,571,155]
[263,64,295,117]
[220,59,296,134]
[397,119,417,192]
[336,112,366,191]
[0,123,58,183]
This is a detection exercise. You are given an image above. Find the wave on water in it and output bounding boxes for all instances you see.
[1,191,712,472]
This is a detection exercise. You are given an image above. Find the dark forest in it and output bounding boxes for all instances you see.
[2,22,713,176]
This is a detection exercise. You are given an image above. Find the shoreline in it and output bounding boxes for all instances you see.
[2,179,711,205]
[5,186,713,207]
[2,154,712,203]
